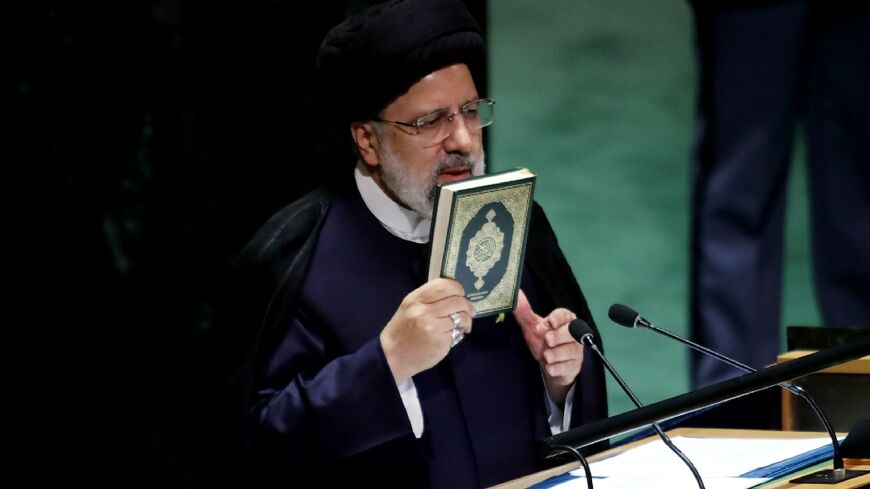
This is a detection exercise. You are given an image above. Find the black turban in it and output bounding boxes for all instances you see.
[316,0,485,126]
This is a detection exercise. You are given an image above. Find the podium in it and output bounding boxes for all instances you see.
[779,326,870,432]
[505,327,870,488]
[778,350,870,432]
[490,428,870,488]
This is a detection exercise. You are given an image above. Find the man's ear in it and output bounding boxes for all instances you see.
[351,122,380,167]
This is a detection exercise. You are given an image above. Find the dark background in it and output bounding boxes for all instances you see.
[4,1,485,486]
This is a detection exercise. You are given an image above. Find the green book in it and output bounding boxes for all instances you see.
[427,167,537,317]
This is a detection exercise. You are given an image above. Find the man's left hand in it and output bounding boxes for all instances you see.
[513,289,584,406]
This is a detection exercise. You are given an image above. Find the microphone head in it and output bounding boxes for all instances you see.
[608,303,640,328]
[569,318,594,344]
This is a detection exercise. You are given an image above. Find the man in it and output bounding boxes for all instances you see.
[687,0,870,398]
[228,0,607,486]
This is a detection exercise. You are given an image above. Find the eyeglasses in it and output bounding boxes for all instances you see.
[374,98,495,144]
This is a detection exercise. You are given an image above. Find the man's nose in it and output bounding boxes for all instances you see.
[442,115,474,152]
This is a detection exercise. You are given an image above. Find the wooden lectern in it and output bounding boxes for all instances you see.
[778,326,870,432]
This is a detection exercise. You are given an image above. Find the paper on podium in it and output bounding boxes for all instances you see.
[536,435,835,489]
[538,475,767,489]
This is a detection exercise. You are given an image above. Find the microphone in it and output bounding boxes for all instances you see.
[608,304,869,484]
[569,319,706,488]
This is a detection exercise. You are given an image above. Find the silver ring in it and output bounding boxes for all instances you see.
[451,327,464,348]
[450,312,462,329]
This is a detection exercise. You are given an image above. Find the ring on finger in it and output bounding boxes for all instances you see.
[450,326,464,348]
[450,312,462,329]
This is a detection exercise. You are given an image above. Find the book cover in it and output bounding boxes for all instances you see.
[427,167,536,317]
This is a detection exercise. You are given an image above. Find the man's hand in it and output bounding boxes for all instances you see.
[380,278,474,384]
[513,289,584,406]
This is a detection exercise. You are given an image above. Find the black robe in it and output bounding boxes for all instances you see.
[222,180,608,488]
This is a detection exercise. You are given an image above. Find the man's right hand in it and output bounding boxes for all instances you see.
[380,278,475,384]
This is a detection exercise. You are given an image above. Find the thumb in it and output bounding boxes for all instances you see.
[513,289,542,327]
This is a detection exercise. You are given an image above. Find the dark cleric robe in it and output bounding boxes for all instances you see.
[225,178,608,488]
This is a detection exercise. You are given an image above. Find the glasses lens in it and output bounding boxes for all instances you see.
[417,99,495,143]
[466,99,494,129]
[417,111,448,141]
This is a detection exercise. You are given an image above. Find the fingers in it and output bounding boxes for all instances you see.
[541,339,583,364]
[543,322,576,348]
[381,280,479,382]
[513,288,543,328]
[540,319,585,385]
[542,356,582,382]
[410,278,474,331]
[541,342,584,382]
[428,296,475,325]
[545,307,576,331]
[414,278,465,304]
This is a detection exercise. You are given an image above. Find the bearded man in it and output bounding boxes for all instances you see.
[227,1,607,487]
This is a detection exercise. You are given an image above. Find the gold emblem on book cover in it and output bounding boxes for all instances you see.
[464,208,505,290]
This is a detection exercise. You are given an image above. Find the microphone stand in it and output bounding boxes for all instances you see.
[572,321,706,489]
[550,444,594,489]
[626,311,868,484]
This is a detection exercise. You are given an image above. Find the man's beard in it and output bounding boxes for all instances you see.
[378,140,486,219]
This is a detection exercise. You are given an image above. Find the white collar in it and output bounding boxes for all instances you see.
[354,161,432,243]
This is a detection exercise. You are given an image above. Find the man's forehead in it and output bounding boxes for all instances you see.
[385,64,479,117]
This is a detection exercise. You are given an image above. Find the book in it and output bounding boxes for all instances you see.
[427,167,536,317]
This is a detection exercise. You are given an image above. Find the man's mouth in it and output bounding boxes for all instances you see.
[437,166,472,184]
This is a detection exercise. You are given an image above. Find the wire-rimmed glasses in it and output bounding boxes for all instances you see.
[373,97,495,144]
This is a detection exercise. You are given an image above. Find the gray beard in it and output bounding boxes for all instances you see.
[378,144,486,219]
